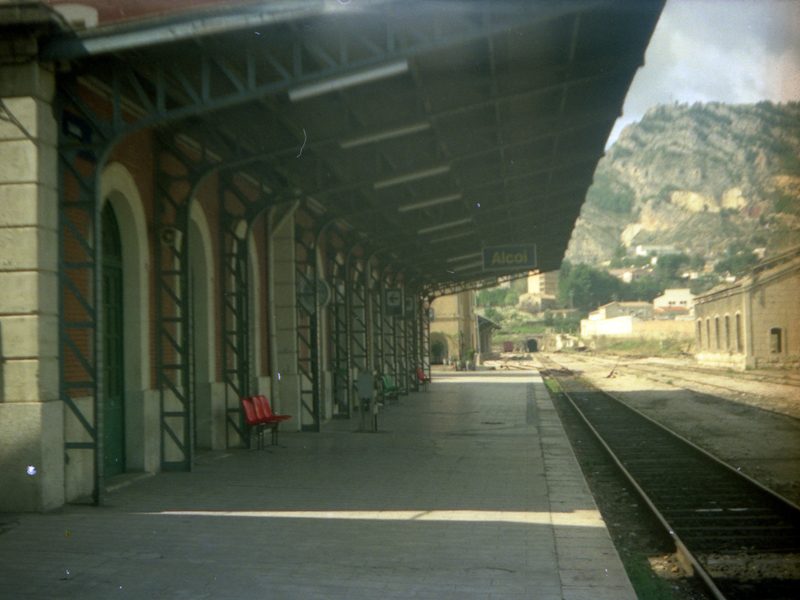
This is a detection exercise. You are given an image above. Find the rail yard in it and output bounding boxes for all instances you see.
[486,352,800,600]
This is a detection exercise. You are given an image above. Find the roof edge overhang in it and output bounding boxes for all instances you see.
[39,0,394,60]
[0,1,70,33]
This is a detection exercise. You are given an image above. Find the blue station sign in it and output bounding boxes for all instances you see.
[482,244,537,271]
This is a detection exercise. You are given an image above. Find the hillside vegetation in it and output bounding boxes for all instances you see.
[566,101,800,264]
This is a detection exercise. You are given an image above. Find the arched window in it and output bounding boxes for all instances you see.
[696,320,703,348]
[714,316,720,350]
[724,315,731,350]
[770,328,782,354]
[705,318,711,350]
[735,313,742,353]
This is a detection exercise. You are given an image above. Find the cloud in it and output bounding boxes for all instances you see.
[606,0,800,146]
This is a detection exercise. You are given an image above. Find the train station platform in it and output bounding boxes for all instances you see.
[0,371,635,600]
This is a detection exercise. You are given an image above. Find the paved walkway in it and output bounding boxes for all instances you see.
[0,371,636,600]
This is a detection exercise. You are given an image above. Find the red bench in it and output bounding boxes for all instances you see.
[416,368,432,390]
[240,397,266,450]
[252,395,291,446]
[240,395,292,449]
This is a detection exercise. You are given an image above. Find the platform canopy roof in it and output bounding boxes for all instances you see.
[30,0,665,295]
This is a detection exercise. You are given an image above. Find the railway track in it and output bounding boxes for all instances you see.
[536,354,800,600]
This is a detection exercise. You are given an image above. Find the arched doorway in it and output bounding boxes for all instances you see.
[101,202,125,477]
[430,332,449,364]
[526,338,538,352]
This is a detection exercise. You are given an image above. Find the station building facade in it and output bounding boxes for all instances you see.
[0,51,430,512]
[0,0,666,512]
[694,247,800,370]
[429,291,476,365]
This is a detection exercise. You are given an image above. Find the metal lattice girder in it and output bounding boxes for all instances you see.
[328,246,350,418]
[399,304,410,394]
[57,76,110,505]
[43,0,665,296]
[369,260,384,375]
[153,135,197,471]
[219,173,253,447]
[296,220,321,431]
[42,1,635,133]
[379,269,396,380]
[346,251,368,408]
[421,298,431,379]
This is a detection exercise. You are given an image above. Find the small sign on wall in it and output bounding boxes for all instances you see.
[384,288,403,316]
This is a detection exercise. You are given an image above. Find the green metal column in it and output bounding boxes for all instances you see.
[57,77,111,505]
[346,253,367,411]
[296,222,321,431]
[153,135,195,471]
[219,174,252,447]
[328,249,350,419]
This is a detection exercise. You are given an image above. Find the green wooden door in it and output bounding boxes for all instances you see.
[101,203,125,477]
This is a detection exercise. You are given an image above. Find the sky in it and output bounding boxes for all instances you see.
[606,0,800,146]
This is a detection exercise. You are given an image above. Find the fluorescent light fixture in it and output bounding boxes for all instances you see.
[398,193,462,213]
[340,122,430,149]
[374,165,450,190]
[429,230,475,244]
[288,60,409,102]
[452,261,483,272]
[446,252,481,264]
[417,217,472,235]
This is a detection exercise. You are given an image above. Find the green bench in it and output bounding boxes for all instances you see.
[377,374,401,402]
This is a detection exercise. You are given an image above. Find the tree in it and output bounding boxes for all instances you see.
[714,253,758,276]
[484,306,500,322]
[559,259,573,281]
[624,275,663,302]
[690,254,705,271]
[609,245,628,268]
[654,253,690,283]
[558,264,623,312]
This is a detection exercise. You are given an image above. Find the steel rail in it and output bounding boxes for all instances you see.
[537,354,800,600]
[536,356,727,600]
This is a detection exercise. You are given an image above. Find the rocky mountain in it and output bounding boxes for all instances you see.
[566,101,800,265]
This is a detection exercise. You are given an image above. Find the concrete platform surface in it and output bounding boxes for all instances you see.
[0,371,636,600]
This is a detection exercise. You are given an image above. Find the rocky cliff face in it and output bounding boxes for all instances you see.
[566,101,800,264]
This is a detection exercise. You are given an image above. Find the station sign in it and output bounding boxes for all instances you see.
[482,244,537,271]
[384,288,403,316]
[404,295,416,320]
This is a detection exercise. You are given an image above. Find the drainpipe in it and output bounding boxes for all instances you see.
[268,200,301,407]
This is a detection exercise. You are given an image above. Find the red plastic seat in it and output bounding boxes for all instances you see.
[252,395,291,446]
[240,397,267,449]
[417,368,432,390]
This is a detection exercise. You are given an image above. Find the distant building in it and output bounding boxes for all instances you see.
[477,315,502,360]
[694,246,800,369]
[429,291,477,364]
[608,267,651,283]
[653,288,695,319]
[635,244,678,257]
[519,270,559,313]
[588,301,654,321]
[527,270,559,296]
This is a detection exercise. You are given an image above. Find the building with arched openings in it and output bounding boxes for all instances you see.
[694,246,800,370]
[0,0,664,512]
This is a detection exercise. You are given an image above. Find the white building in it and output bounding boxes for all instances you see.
[635,244,678,257]
[588,301,654,321]
[653,288,695,319]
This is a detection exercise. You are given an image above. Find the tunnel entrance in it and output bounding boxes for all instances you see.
[526,339,538,352]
